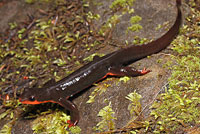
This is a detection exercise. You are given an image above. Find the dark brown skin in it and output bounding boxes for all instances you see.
[19,0,182,127]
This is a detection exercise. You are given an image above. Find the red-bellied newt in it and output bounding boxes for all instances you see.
[19,0,182,127]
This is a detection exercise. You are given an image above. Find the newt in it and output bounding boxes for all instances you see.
[19,0,182,127]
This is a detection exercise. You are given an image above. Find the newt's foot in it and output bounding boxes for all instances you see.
[67,120,78,128]
[140,67,151,75]
[67,120,74,128]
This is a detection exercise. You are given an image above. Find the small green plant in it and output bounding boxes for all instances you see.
[126,91,142,117]
[86,11,100,20]
[25,0,51,4]
[8,22,17,30]
[0,99,20,134]
[110,0,135,12]
[25,0,35,3]
[99,14,121,36]
[118,76,130,83]
[127,16,143,32]
[0,122,12,134]
[87,82,111,103]
[94,102,116,132]
[83,53,105,62]
[132,36,149,45]
[53,59,67,67]
[32,110,81,134]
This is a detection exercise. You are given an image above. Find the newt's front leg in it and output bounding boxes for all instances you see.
[58,98,79,127]
[107,66,151,77]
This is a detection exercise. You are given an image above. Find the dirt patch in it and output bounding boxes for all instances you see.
[0,0,53,34]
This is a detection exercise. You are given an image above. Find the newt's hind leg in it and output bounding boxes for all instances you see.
[107,66,151,77]
[58,98,79,128]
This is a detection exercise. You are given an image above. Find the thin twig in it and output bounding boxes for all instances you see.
[123,82,169,129]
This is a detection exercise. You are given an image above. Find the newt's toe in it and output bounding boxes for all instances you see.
[141,67,151,74]
[67,120,76,128]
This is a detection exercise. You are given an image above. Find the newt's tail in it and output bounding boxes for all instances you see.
[112,0,182,66]
[176,0,181,6]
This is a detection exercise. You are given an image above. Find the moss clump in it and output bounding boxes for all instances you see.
[126,91,142,117]
[110,0,135,10]
[94,102,116,132]
[32,110,81,134]
[25,0,51,4]
[127,16,143,32]
[150,8,200,132]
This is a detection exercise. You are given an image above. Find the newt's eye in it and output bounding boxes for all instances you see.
[29,96,35,101]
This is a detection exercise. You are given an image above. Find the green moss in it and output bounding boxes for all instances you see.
[32,110,81,134]
[126,91,142,117]
[127,16,143,32]
[98,14,121,36]
[86,11,100,20]
[25,0,35,3]
[130,15,142,24]
[0,0,98,133]
[25,0,51,4]
[119,76,130,83]
[132,36,149,45]
[69,126,82,134]
[0,122,12,134]
[99,0,139,36]
[110,0,135,11]
[87,81,111,104]
[127,24,142,32]
[83,53,105,62]
[94,102,116,132]
[150,10,200,132]
[8,22,17,30]
[0,99,21,134]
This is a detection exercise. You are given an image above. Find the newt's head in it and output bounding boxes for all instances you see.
[19,87,55,105]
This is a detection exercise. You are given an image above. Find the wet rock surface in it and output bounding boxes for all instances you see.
[75,0,176,133]
[76,55,172,133]
[0,0,179,133]
[89,0,176,44]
